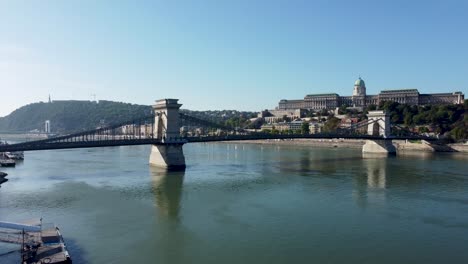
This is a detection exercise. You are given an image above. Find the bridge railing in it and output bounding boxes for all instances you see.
[183,133,384,142]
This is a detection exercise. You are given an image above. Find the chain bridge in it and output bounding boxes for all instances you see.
[0,99,435,169]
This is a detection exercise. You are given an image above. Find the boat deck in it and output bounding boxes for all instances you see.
[29,243,71,264]
[0,224,71,264]
[23,227,71,264]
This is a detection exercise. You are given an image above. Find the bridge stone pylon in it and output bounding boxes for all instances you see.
[362,110,396,155]
[366,110,390,138]
[149,99,186,169]
[153,99,183,142]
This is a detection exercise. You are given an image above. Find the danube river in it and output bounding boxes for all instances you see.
[1,143,467,263]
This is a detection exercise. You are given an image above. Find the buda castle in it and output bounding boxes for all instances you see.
[277,77,464,111]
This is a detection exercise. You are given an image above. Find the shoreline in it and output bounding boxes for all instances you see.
[214,139,365,149]
[214,138,468,153]
[0,133,49,142]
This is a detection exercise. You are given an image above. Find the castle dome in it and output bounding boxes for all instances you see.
[354,77,365,87]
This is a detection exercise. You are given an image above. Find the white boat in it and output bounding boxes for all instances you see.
[5,151,24,160]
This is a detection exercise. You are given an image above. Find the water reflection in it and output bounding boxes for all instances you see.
[150,167,185,220]
[397,151,435,159]
[148,167,188,264]
[353,154,388,208]
[299,149,312,173]
[449,152,468,161]
[365,156,387,189]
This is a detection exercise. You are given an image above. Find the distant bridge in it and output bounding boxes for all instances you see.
[0,99,435,168]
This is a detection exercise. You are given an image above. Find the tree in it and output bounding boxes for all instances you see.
[323,117,341,132]
[418,126,429,133]
[450,126,467,141]
[366,104,377,112]
[301,122,310,134]
[391,114,400,124]
[320,109,329,116]
[338,104,348,115]
[404,113,412,126]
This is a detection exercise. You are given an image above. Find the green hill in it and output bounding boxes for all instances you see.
[0,100,152,134]
[0,100,258,134]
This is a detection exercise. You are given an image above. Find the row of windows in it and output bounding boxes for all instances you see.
[279,94,462,110]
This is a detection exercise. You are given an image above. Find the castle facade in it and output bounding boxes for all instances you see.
[278,78,464,111]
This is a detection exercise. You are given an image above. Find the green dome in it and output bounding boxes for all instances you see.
[354,77,365,87]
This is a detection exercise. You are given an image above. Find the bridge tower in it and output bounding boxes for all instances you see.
[366,110,391,138]
[149,99,186,169]
[362,110,396,155]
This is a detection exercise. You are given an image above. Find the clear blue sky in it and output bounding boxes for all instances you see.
[1,0,467,116]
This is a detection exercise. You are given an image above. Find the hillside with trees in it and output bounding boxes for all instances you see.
[179,110,257,129]
[325,100,467,140]
[377,100,467,141]
[0,100,153,133]
[0,100,257,134]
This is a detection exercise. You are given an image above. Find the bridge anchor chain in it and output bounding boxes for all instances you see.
[149,99,186,170]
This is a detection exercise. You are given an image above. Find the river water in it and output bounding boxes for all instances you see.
[0,143,467,263]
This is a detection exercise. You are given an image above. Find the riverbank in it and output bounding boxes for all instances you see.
[0,133,48,142]
[215,138,365,149]
[394,140,468,153]
[216,139,468,153]
[447,143,468,152]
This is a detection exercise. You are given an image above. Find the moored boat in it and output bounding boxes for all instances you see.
[5,151,24,160]
[0,159,15,167]
[0,219,72,264]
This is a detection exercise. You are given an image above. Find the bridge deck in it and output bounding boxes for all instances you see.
[185,134,433,143]
[0,139,161,152]
[0,134,435,152]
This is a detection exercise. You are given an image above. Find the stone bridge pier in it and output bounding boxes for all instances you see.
[362,110,396,155]
[149,99,186,169]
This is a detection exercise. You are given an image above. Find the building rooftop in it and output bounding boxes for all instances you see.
[354,77,365,87]
[305,93,339,97]
[420,91,465,96]
[279,99,303,102]
[380,89,419,94]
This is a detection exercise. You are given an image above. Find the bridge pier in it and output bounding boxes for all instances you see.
[362,140,396,155]
[150,144,186,169]
[149,99,186,170]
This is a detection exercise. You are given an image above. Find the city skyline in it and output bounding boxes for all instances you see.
[1,0,468,117]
